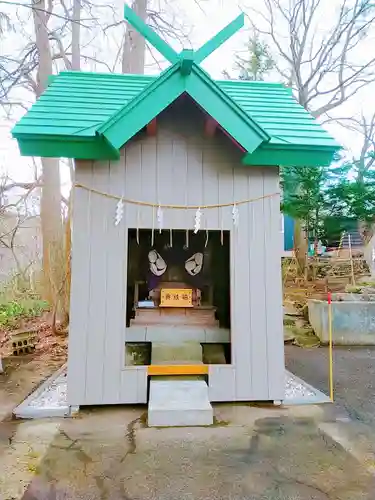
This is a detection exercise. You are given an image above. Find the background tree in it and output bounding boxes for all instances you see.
[235,0,375,262]
[335,112,375,183]
[282,165,335,247]
[326,157,375,227]
[223,32,275,81]
[246,0,375,118]
[32,0,66,323]
[0,0,191,327]
[122,0,148,74]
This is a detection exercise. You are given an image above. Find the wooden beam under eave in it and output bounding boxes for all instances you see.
[205,117,218,137]
[147,118,157,136]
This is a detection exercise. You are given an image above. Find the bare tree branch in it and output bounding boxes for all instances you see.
[247,0,375,118]
[50,33,72,69]
[0,0,94,27]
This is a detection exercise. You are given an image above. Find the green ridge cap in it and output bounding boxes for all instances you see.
[124,4,178,64]
[194,13,245,64]
[124,4,245,67]
[179,50,194,75]
[11,3,341,166]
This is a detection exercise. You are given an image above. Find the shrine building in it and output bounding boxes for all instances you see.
[12,5,340,425]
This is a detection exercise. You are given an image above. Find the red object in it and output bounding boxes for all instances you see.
[327,292,332,304]
[146,118,157,136]
[204,117,218,137]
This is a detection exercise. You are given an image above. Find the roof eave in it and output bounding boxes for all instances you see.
[186,65,269,153]
[242,144,341,167]
[97,63,185,150]
[13,134,119,160]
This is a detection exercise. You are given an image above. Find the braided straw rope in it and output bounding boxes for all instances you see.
[75,183,280,210]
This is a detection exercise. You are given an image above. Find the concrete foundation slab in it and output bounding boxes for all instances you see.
[13,367,330,421]
[148,379,214,427]
[284,371,330,405]
[13,364,78,419]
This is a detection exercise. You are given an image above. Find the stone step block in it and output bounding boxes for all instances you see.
[148,379,213,427]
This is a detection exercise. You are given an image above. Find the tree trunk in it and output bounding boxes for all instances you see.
[71,0,81,70]
[40,158,64,307]
[32,1,65,319]
[63,196,72,327]
[32,1,52,96]
[122,0,147,74]
[314,206,319,256]
[294,219,308,281]
[56,2,81,330]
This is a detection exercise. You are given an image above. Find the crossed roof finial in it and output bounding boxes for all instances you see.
[124,4,244,74]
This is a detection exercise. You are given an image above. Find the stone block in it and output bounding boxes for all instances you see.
[309,295,375,345]
[151,342,203,365]
[148,379,213,427]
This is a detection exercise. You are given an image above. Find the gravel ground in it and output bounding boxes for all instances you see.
[285,345,375,425]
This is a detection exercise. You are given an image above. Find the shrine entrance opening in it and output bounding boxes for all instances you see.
[126,229,230,331]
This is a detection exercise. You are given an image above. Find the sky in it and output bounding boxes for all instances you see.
[0,0,246,193]
[0,0,372,195]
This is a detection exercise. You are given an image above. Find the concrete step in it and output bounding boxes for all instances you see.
[342,230,363,247]
[151,342,203,365]
[148,379,213,427]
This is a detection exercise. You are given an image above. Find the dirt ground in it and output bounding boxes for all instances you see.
[0,319,67,421]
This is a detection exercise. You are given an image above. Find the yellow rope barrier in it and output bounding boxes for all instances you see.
[75,183,280,210]
[328,292,334,401]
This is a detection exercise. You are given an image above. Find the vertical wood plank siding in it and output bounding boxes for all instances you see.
[67,104,285,405]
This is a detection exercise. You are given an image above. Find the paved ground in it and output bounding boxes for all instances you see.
[1,346,375,499]
[0,403,374,499]
[285,345,375,425]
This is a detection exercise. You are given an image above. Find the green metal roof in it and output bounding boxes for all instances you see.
[12,70,340,165]
[11,4,341,166]
[12,72,153,138]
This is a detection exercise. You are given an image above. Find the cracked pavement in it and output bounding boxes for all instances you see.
[0,403,373,500]
[1,346,375,499]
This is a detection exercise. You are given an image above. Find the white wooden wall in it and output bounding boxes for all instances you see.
[67,102,285,405]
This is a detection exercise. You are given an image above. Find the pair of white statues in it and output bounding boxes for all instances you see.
[148,250,203,277]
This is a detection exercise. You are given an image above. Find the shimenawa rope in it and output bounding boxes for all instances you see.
[75,183,280,210]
